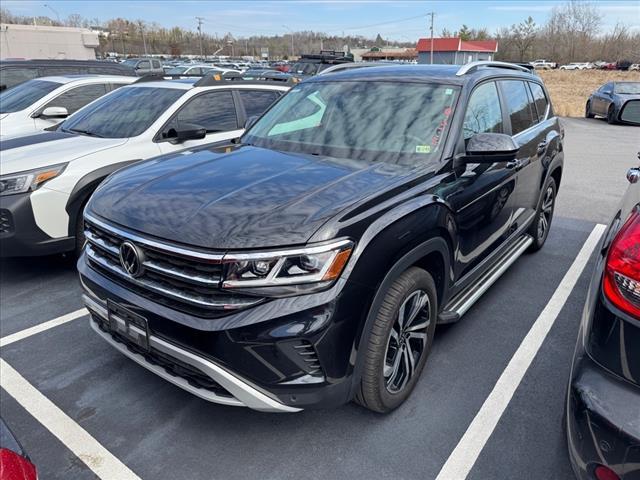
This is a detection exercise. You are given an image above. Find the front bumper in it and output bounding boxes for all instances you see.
[566,348,640,480]
[0,192,73,257]
[83,293,300,412]
[79,251,373,411]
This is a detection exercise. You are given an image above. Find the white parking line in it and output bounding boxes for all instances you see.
[0,308,87,348]
[435,223,606,480]
[0,358,141,479]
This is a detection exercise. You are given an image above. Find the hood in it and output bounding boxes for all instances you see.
[0,132,128,174]
[0,113,9,121]
[89,146,418,249]
[615,93,640,102]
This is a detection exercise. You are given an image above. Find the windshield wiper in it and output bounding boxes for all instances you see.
[66,128,104,138]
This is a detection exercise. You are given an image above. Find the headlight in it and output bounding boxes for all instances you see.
[0,164,67,196]
[222,239,354,295]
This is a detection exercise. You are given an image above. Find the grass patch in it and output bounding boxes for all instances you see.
[538,70,640,117]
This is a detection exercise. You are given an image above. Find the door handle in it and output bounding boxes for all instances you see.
[537,141,548,155]
[506,159,523,170]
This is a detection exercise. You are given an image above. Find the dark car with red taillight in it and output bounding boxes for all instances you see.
[0,418,37,480]
[566,161,640,480]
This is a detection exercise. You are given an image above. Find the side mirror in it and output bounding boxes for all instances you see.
[167,123,207,143]
[39,106,69,119]
[244,115,259,130]
[460,133,519,163]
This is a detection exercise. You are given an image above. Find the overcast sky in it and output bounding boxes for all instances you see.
[4,1,639,41]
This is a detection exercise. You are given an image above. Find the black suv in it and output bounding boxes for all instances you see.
[79,62,563,413]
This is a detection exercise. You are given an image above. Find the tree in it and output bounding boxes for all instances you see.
[511,16,537,61]
[374,33,384,47]
[458,25,472,41]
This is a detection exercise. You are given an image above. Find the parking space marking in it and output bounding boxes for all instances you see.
[0,358,141,479]
[435,223,606,480]
[0,308,87,348]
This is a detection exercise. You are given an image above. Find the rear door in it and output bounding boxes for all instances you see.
[497,79,546,227]
[156,89,243,154]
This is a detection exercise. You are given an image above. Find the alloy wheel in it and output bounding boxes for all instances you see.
[537,185,554,241]
[383,290,431,393]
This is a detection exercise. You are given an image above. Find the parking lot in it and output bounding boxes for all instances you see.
[0,117,637,479]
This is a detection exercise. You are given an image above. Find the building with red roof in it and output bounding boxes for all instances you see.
[416,37,498,65]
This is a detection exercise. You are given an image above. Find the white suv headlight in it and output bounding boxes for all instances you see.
[0,164,67,196]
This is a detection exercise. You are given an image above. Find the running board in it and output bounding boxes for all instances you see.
[438,235,534,324]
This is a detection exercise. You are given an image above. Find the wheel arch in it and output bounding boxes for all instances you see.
[65,160,140,236]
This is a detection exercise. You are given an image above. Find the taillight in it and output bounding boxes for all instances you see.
[0,448,37,480]
[603,209,640,319]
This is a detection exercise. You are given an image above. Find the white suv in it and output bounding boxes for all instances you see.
[0,77,290,257]
[0,75,136,138]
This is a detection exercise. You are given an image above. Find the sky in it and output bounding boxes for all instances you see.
[3,0,639,41]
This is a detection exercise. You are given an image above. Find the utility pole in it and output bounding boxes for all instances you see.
[44,4,60,24]
[196,16,205,59]
[282,25,294,58]
[138,21,148,56]
[428,11,435,64]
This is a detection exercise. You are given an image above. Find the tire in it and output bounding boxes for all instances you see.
[585,101,595,118]
[527,177,556,252]
[607,106,617,125]
[355,267,438,413]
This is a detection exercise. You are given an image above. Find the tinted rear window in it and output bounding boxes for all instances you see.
[500,80,536,135]
[0,79,61,113]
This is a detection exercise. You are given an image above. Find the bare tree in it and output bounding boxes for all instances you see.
[511,16,537,61]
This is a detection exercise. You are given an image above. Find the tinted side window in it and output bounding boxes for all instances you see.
[500,80,535,135]
[152,60,161,68]
[463,82,503,139]
[166,90,237,134]
[239,90,281,119]
[138,60,151,70]
[528,82,549,122]
[45,84,108,114]
[0,67,38,89]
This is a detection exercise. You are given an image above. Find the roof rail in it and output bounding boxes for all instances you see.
[318,62,396,76]
[456,61,532,76]
[134,73,166,83]
[193,72,299,88]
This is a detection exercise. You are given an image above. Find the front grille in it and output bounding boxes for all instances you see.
[84,217,263,316]
[96,319,232,397]
[0,209,13,234]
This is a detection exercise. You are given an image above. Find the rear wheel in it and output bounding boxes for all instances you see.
[355,267,437,413]
[528,177,556,252]
[585,101,595,118]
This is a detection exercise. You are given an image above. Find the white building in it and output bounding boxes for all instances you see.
[0,23,99,60]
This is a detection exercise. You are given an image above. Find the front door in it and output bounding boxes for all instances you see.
[444,80,517,278]
[156,90,244,154]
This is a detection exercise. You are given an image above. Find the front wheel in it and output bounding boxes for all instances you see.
[528,177,556,252]
[607,106,617,125]
[355,267,437,413]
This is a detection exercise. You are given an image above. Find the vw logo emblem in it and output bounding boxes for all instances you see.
[119,241,144,278]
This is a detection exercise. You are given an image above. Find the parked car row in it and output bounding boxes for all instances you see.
[1,61,637,480]
[530,59,639,71]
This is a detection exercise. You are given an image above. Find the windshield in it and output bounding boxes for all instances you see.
[615,82,640,94]
[167,66,188,74]
[244,81,459,164]
[0,80,61,113]
[61,86,185,138]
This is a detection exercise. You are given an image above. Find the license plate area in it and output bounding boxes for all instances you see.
[106,299,150,351]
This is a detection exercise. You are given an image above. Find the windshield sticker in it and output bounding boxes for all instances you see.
[445,88,454,95]
[415,145,431,154]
